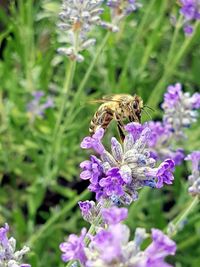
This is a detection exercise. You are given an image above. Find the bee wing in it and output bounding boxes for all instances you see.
[88,97,120,104]
[88,99,111,104]
[103,94,132,102]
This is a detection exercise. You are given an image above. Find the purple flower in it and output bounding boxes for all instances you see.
[141,229,176,267]
[81,123,175,204]
[58,0,104,62]
[184,24,194,35]
[179,0,200,35]
[102,206,128,225]
[185,151,200,196]
[0,223,31,266]
[156,159,175,188]
[80,155,103,184]
[162,83,200,138]
[99,168,125,197]
[102,0,142,32]
[146,159,175,188]
[162,83,182,108]
[191,92,200,109]
[86,226,176,266]
[27,91,54,121]
[78,201,94,217]
[81,128,105,155]
[125,122,144,141]
[0,223,9,248]
[90,224,129,264]
[180,0,200,20]
[185,151,200,171]
[60,228,87,264]
[170,149,185,166]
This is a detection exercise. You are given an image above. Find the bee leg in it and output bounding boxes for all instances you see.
[114,113,125,142]
[117,122,125,142]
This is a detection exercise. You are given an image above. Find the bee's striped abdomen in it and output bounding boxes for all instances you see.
[89,106,113,135]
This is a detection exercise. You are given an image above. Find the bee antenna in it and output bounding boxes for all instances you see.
[142,108,152,121]
[143,105,155,112]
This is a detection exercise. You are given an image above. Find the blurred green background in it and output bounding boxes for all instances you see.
[0,0,199,266]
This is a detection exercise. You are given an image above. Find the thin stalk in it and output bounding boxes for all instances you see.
[67,31,111,120]
[66,200,111,267]
[147,21,199,110]
[27,189,89,246]
[44,59,77,179]
[117,0,157,88]
[168,196,199,238]
[50,32,111,171]
[166,15,183,66]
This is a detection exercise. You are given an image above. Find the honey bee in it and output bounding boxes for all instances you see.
[89,94,144,140]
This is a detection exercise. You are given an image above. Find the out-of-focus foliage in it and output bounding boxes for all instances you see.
[0,1,199,267]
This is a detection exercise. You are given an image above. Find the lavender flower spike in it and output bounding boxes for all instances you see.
[103,0,142,32]
[80,123,175,205]
[102,206,128,225]
[84,225,176,267]
[0,223,31,267]
[81,128,105,155]
[27,90,54,122]
[180,0,200,35]
[58,0,104,62]
[140,228,177,267]
[59,228,87,264]
[162,83,200,138]
[185,151,200,196]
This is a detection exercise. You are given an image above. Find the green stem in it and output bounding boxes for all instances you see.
[166,15,183,66]
[117,0,157,88]
[168,196,199,238]
[147,21,199,110]
[44,59,77,179]
[67,32,111,118]
[27,189,89,246]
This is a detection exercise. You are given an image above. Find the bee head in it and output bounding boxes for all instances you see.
[131,95,143,122]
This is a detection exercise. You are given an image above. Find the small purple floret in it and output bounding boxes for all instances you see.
[99,168,125,197]
[156,159,175,188]
[59,228,87,264]
[102,206,128,225]
[81,128,105,154]
[143,228,176,267]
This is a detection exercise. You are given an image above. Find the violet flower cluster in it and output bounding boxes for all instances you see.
[80,123,175,205]
[185,151,200,196]
[57,1,142,61]
[102,0,142,32]
[0,223,31,267]
[27,91,54,122]
[60,207,177,267]
[179,0,200,35]
[57,0,104,62]
[147,83,200,165]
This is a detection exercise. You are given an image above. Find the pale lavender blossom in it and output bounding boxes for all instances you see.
[78,200,103,224]
[0,223,31,267]
[147,121,185,166]
[103,0,142,32]
[162,83,200,138]
[84,225,176,267]
[57,0,104,62]
[185,151,200,196]
[59,228,87,264]
[80,124,175,205]
[81,129,105,154]
[180,0,200,35]
[101,206,128,225]
[27,91,54,122]
[137,229,176,267]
